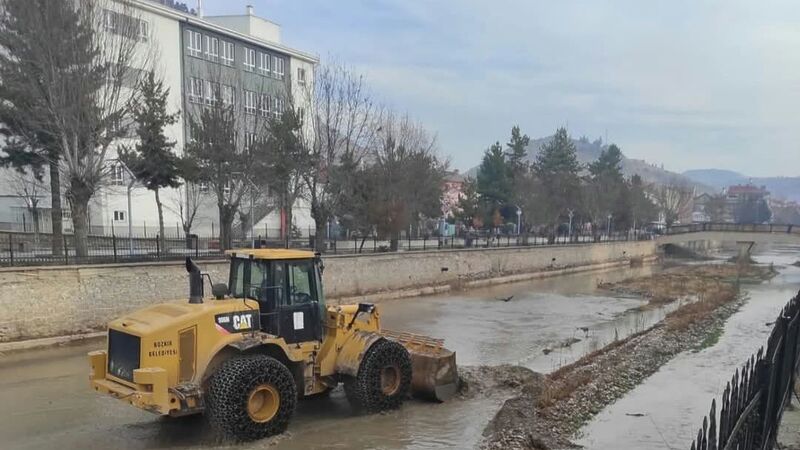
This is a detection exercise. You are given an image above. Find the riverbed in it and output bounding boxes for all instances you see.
[575,245,800,450]
[4,250,793,450]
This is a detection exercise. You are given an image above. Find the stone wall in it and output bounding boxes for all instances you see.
[0,241,656,342]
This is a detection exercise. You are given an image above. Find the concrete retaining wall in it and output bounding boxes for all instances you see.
[0,241,656,342]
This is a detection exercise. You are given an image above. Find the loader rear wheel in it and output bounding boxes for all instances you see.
[345,339,412,412]
[206,355,296,441]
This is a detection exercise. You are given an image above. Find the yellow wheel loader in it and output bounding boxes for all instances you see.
[88,249,458,441]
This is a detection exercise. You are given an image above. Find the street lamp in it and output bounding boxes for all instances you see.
[567,209,574,241]
[116,160,137,255]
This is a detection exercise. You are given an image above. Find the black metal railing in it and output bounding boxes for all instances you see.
[0,228,654,268]
[667,223,798,236]
[690,291,800,450]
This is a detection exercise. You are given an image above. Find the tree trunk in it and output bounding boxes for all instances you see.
[285,199,293,249]
[31,206,40,245]
[313,216,327,252]
[390,230,399,251]
[218,203,235,250]
[154,188,166,255]
[48,159,63,256]
[70,195,90,259]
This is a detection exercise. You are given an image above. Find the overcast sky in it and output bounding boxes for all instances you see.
[204,1,800,177]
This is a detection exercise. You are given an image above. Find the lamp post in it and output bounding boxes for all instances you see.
[116,160,137,255]
[607,213,613,239]
[567,209,574,241]
[516,207,522,235]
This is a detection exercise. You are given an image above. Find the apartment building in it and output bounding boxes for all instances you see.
[0,0,318,238]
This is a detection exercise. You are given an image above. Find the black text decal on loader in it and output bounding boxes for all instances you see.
[215,311,260,334]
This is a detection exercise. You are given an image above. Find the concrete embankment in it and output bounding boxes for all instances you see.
[0,241,656,344]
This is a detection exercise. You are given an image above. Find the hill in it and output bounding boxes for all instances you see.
[682,170,800,202]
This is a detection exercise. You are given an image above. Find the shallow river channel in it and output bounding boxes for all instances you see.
[0,247,796,449]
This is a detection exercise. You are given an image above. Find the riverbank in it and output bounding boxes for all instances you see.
[479,262,775,449]
[0,240,657,345]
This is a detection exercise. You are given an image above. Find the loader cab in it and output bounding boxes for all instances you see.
[226,249,325,344]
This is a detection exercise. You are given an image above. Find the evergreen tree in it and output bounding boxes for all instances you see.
[476,142,511,223]
[532,127,582,237]
[454,178,481,227]
[119,72,181,251]
[505,125,530,178]
[585,144,629,231]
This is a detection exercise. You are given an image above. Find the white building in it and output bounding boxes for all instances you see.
[0,0,318,240]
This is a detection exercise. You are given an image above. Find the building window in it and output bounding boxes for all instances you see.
[187,77,203,103]
[186,30,202,57]
[104,9,148,42]
[244,132,257,150]
[297,67,306,85]
[272,97,284,117]
[270,56,285,79]
[199,182,209,193]
[244,90,256,115]
[113,210,126,222]
[222,85,235,106]
[259,94,271,117]
[112,164,125,186]
[221,41,234,66]
[244,48,255,71]
[139,20,149,42]
[223,181,232,195]
[204,81,220,106]
[204,36,218,61]
[258,52,271,75]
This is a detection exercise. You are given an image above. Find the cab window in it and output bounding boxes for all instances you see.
[248,261,268,301]
[288,261,316,304]
[229,258,246,298]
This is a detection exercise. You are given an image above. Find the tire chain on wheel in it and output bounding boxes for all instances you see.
[346,339,412,412]
[205,354,297,441]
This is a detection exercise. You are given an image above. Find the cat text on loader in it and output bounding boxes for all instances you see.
[88,249,458,441]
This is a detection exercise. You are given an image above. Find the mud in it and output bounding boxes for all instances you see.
[480,261,776,450]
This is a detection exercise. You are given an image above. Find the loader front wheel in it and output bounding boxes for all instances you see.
[206,355,296,441]
[345,339,412,412]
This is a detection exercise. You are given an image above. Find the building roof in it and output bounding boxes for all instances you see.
[136,0,319,63]
[727,184,769,195]
[226,248,316,260]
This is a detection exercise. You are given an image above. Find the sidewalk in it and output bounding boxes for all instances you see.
[778,391,800,450]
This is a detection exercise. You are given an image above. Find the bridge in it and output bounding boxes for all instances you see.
[658,223,800,259]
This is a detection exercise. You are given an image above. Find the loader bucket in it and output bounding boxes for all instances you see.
[382,330,458,402]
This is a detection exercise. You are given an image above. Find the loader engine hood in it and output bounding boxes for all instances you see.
[105,299,260,385]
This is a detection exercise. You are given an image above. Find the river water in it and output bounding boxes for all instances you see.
[576,245,800,450]
[1,249,793,450]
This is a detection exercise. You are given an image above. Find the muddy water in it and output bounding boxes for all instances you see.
[576,245,800,450]
[0,262,674,450]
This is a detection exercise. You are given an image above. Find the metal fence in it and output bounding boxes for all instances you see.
[0,229,653,267]
[667,223,798,236]
[690,290,800,450]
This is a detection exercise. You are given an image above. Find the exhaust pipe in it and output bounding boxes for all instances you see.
[185,257,204,304]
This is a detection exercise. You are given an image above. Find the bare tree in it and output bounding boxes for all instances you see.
[0,0,151,257]
[366,112,445,250]
[182,64,277,249]
[6,168,47,242]
[294,61,382,251]
[650,179,694,226]
[167,181,203,241]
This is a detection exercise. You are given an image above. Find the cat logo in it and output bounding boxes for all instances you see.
[214,311,260,334]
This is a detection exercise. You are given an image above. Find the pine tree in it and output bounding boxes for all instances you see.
[118,72,181,252]
[505,125,530,177]
[476,142,511,222]
[533,127,582,236]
